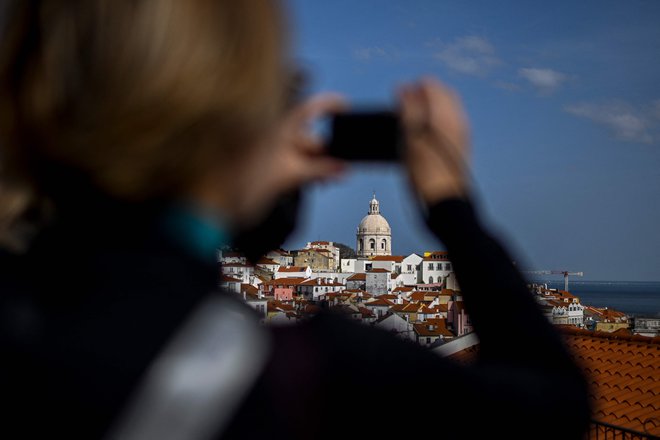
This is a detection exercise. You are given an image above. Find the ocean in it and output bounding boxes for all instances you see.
[531,280,660,318]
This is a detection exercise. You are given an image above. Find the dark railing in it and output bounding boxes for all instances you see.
[587,420,660,440]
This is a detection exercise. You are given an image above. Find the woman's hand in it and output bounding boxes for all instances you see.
[397,77,472,206]
[228,93,348,226]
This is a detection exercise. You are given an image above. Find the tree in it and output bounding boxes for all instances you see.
[335,242,357,259]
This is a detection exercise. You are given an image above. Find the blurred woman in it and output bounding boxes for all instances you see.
[0,1,590,439]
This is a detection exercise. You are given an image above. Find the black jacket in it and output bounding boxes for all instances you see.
[0,186,591,439]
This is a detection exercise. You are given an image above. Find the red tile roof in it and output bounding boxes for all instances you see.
[370,255,405,262]
[299,279,344,287]
[365,298,394,307]
[347,273,366,281]
[367,268,390,273]
[560,327,660,435]
[240,284,258,295]
[413,319,453,337]
[261,277,307,286]
[278,266,308,272]
[256,257,279,265]
[446,327,660,436]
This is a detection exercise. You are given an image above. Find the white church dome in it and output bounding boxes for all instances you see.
[357,212,391,234]
[355,193,392,257]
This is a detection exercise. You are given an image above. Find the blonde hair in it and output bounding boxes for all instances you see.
[0,0,288,250]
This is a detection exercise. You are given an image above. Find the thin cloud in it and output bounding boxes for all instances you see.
[353,46,398,62]
[430,36,501,76]
[564,101,658,144]
[519,67,567,93]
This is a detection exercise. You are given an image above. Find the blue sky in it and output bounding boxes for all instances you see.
[282,0,660,282]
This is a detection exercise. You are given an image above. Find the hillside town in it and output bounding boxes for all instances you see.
[219,194,651,345]
[217,194,660,437]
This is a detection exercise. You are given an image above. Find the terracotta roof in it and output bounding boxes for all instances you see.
[256,257,279,265]
[391,303,421,313]
[358,306,375,317]
[299,279,344,287]
[369,255,405,262]
[347,273,366,281]
[447,327,660,436]
[220,275,242,283]
[365,298,394,307]
[413,319,453,337]
[269,300,295,312]
[560,327,660,435]
[278,266,308,272]
[262,277,307,286]
[309,240,330,245]
[240,284,258,295]
[367,268,390,273]
[410,291,443,301]
[393,286,414,292]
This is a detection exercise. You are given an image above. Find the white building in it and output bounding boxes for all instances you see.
[366,269,391,296]
[340,258,356,273]
[297,278,346,301]
[356,194,392,257]
[421,252,453,284]
[400,253,423,286]
[370,255,404,274]
[220,262,254,284]
[255,257,280,274]
[218,250,247,265]
[274,266,312,279]
[547,299,584,326]
[265,249,293,267]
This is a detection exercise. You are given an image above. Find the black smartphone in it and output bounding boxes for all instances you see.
[326,110,403,161]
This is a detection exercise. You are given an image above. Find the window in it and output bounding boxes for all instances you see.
[436,263,442,270]
[381,238,387,250]
[426,337,431,344]
[445,263,451,271]
[428,263,433,270]
[369,238,375,250]
[429,276,434,283]
[407,264,412,271]
[358,239,363,251]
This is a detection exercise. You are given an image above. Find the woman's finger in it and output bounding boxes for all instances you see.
[290,93,349,126]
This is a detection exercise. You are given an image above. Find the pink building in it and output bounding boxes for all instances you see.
[274,287,294,301]
[448,300,473,336]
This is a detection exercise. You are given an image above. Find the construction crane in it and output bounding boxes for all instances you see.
[522,270,584,292]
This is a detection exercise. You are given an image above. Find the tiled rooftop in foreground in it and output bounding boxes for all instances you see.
[441,327,660,437]
[561,327,660,436]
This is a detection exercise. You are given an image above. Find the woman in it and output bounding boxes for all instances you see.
[0,1,591,439]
